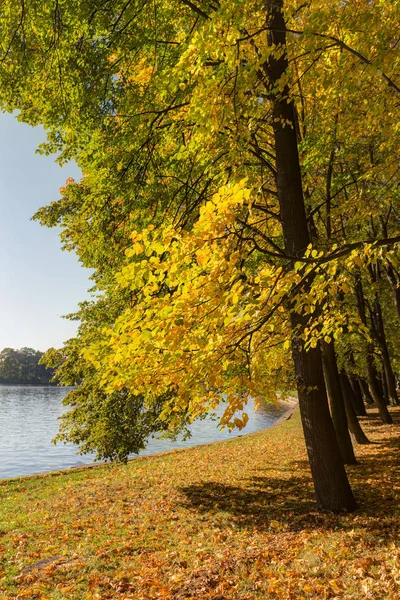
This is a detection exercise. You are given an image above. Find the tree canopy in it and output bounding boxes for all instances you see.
[0,347,55,385]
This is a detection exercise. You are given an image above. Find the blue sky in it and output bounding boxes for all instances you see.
[0,113,92,351]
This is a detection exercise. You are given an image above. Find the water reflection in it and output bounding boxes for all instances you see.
[0,385,288,479]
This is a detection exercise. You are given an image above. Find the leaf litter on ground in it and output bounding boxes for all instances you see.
[0,406,400,599]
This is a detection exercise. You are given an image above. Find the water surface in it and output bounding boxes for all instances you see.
[0,385,288,479]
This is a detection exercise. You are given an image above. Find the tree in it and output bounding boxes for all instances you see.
[0,347,55,384]
[262,0,356,509]
[0,0,399,511]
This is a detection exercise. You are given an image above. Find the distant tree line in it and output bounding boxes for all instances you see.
[0,348,56,385]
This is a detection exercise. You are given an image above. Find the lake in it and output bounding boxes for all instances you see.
[0,385,289,479]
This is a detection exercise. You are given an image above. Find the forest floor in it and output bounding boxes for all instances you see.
[1,405,400,600]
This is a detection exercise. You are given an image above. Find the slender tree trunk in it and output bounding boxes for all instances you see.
[265,0,357,512]
[366,355,393,423]
[346,352,367,415]
[349,376,367,416]
[321,341,357,463]
[373,296,399,405]
[386,262,400,322]
[359,377,374,405]
[380,362,390,405]
[340,372,370,444]
[374,360,389,406]
[354,277,393,423]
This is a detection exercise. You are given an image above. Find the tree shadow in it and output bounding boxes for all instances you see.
[178,473,325,531]
[178,414,400,533]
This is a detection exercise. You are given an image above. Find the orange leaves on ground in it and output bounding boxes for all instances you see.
[1,407,400,599]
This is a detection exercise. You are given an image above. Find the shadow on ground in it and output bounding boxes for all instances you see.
[178,474,319,530]
[178,409,400,533]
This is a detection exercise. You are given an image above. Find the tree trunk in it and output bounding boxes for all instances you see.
[359,377,374,405]
[373,296,399,405]
[321,341,357,464]
[386,262,400,322]
[354,277,393,423]
[349,376,367,416]
[340,372,370,444]
[366,355,393,423]
[265,0,357,512]
[380,362,390,405]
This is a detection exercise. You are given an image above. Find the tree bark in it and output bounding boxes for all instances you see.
[321,341,357,464]
[265,0,357,512]
[380,362,390,405]
[349,376,367,416]
[366,355,393,423]
[340,372,370,444]
[354,277,393,423]
[372,296,399,405]
[359,377,374,405]
[386,262,400,322]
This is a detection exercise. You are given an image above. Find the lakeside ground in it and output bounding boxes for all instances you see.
[1,406,400,599]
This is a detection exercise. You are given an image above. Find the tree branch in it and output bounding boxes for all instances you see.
[181,0,211,20]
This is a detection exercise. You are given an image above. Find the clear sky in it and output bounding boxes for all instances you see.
[0,112,92,351]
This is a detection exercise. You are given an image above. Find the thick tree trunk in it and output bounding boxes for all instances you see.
[265,0,357,512]
[349,376,367,416]
[340,372,370,444]
[292,344,357,510]
[321,341,357,464]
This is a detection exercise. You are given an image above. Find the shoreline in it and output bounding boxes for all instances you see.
[0,397,298,484]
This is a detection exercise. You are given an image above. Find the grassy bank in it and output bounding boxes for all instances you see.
[1,406,400,599]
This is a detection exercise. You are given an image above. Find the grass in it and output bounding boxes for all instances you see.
[1,405,400,599]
